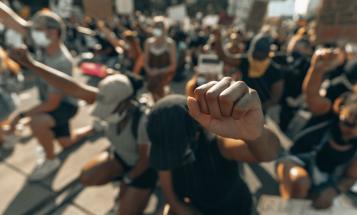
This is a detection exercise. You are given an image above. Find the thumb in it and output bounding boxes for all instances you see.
[187,96,210,126]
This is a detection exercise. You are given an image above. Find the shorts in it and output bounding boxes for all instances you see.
[47,101,78,138]
[113,151,158,190]
[276,154,335,193]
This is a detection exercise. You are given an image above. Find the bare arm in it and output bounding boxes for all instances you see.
[0,1,29,35]
[219,125,282,163]
[302,50,344,115]
[302,65,331,115]
[164,39,177,84]
[213,31,242,67]
[159,171,202,215]
[9,48,98,104]
[143,39,154,76]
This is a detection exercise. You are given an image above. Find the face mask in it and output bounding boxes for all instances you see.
[104,110,127,124]
[153,28,163,37]
[31,30,51,47]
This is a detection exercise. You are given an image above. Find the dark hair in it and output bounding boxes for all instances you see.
[126,72,144,97]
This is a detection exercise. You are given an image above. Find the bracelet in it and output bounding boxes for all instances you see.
[123,175,133,184]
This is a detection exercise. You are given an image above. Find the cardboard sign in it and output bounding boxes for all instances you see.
[202,15,219,27]
[317,0,357,43]
[167,4,187,22]
[258,195,357,215]
[198,54,223,75]
[83,0,113,20]
[50,0,73,18]
[116,0,134,15]
[246,0,268,33]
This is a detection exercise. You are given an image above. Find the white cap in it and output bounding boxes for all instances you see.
[91,74,133,119]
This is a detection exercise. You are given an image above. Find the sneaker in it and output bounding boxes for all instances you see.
[29,158,61,181]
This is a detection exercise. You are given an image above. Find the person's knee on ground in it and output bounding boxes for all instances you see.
[276,161,311,199]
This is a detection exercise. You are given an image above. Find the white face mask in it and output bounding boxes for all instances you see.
[31,30,51,47]
[104,110,128,124]
[153,28,163,37]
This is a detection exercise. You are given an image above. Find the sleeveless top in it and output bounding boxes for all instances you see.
[148,45,171,69]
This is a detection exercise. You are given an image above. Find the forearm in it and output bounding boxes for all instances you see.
[245,125,282,162]
[0,2,28,35]
[303,67,324,100]
[302,67,331,114]
[214,39,241,66]
[29,61,97,104]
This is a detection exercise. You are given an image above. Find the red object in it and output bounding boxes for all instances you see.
[80,62,107,78]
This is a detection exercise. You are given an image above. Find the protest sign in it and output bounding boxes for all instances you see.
[116,0,134,15]
[83,0,113,20]
[167,4,187,22]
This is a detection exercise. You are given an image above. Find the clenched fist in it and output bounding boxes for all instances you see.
[187,77,264,141]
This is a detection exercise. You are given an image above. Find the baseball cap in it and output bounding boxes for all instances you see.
[91,74,134,120]
[32,10,65,34]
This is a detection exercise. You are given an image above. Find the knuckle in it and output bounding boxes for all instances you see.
[205,90,218,101]
[218,93,232,105]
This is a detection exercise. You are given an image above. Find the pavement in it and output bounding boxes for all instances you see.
[1,71,357,215]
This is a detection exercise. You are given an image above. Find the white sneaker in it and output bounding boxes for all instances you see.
[29,158,61,181]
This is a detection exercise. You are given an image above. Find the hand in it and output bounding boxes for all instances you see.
[9,47,35,68]
[188,77,264,141]
[311,49,344,74]
[8,113,22,133]
[312,187,338,209]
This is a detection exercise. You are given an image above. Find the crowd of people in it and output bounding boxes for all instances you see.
[0,1,357,214]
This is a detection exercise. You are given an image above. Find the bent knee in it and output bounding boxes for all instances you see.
[289,167,311,198]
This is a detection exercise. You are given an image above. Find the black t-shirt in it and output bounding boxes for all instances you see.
[239,57,284,103]
[292,120,357,174]
[279,56,311,101]
[152,136,252,215]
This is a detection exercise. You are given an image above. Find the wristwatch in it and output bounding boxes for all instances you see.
[123,175,133,184]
